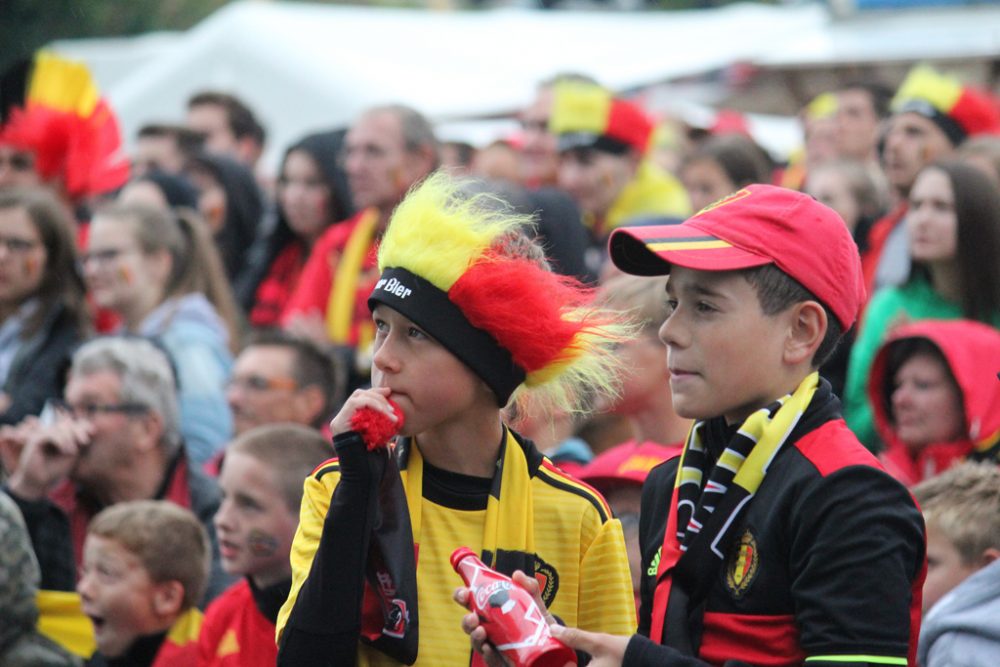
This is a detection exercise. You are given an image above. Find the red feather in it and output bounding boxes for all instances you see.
[350,400,405,451]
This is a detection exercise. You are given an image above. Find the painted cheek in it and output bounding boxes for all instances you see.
[247,530,280,558]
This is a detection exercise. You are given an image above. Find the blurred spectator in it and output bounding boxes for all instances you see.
[82,204,238,462]
[867,320,1000,487]
[956,135,1000,184]
[235,130,353,328]
[863,65,1000,296]
[440,140,475,176]
[804,158,887,396]
[0,490,81,667]
[226,330,344,438]
[778,92,839,192]
[518,73,598,188]
[834,80,893,165]
[471,140,520,184]
[913,462,1000,667]
[199,425,332,666]
[550,80,690,246]
[132,124,205,178]
[185,153,265,285]
[186,91,266,171]
[0,337,230,602]
[0,188,90,426]
[845,161,1000,449]
[680,133,773,213]
[117,171,200,212]
[0,145,40,191]
[79,500,209,664]
[282,105,437,382]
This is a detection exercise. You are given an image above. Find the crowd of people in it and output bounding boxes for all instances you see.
[0,49,999,667]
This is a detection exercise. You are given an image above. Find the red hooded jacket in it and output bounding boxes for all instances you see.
[869,320,1000,486]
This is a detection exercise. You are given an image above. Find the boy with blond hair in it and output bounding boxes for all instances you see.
[197,424,332,666]
[465,185,927,666]
[79,500,209,666]
[914,462,1000,666]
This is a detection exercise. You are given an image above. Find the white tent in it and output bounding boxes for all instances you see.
[53,1,829,168]
[50,1,1000,169]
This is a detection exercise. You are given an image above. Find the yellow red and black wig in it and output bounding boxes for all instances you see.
[368,172,631,412]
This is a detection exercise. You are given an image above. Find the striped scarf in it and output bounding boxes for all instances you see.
[651,372,820,645]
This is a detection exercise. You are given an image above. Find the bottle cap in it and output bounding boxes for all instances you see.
[450,546,478,570]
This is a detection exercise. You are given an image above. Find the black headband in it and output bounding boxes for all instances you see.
[368,267,526,406]
[896,99,967,147]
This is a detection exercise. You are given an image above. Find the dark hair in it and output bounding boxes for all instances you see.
[244,329,346,427]
[234,129,354,312]
[134,170,199,210]
[909,161,1000,322]
[881,337,960,427]
[136,124,205,166]
[837,80,894,119]
[187,91,266,146]
[686,134,774,189]
[0,187,90,338]
[186,152,263,282]
[740,264,844,367]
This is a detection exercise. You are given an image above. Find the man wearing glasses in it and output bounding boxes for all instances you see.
[0,336,231,603]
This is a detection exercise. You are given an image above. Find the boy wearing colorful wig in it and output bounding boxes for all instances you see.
[467,185,927,666]
[276,173,637,665]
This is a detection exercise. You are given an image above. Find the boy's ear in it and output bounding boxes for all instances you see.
[783,301,827,366]
[979,547,1000,567]
[152,580,185,618]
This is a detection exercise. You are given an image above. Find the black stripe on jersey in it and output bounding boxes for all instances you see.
[314,462,341,481]
[535,465,610,523]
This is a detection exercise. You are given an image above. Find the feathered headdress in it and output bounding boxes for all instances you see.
[368,172,632,412]
[0,51,129,200]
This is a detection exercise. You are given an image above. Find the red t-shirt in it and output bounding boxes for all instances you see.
[197,579,276,667]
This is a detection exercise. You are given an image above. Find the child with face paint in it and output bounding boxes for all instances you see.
[276,172,637,666]
[199,424,333,666]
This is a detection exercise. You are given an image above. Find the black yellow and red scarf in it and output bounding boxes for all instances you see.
[650,372,821,650]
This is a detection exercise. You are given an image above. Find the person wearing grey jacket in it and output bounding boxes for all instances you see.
[918,558,1000,667]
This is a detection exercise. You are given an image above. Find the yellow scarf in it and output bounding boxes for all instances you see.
[326,208,379,345]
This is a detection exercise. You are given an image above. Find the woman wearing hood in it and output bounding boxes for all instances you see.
[868,319,1000,487]
[235,130,353,328]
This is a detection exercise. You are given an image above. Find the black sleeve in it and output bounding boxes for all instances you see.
[623,634,755,667]
[276,432,383,667]
[788,465,925,662]
[2,485,76,591]
[636,460,677,639]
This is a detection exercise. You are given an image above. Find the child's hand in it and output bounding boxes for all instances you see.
[329,387,400,439]
[549,626,628,667]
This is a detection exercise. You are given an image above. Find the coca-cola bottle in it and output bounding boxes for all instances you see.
[451,547,577,667]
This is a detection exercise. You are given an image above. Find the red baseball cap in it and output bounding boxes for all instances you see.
[579,441,681,490]
[608,185,865,331]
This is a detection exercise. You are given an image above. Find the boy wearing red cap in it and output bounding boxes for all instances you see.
[275,173,637,665]
[466,185,927,666]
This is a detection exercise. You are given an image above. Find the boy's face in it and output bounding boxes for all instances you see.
[215,451,299,588]
[660,266,792,424]
[923,522,978,614]
[78,535,173,658]
[370,305,492,437]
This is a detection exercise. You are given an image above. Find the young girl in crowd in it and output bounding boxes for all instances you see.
[679,133,773,213]
[236,130,353,327]
[82,203,239,463]
[844,160,1000,449]
[0,188,90,425]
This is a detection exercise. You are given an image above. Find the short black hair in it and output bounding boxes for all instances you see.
[187,91,266,146]
[243,330,345,427]
[136,124,205,161]
[740,264,844,367]
[838,80,894,119]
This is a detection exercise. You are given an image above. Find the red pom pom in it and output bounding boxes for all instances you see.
[350,400,405,451]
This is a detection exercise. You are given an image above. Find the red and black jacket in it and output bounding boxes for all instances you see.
[628,383,926,667]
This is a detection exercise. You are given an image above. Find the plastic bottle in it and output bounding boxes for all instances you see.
[451,547,577,667]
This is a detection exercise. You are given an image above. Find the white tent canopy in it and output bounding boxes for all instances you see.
[50,1,1000,169]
